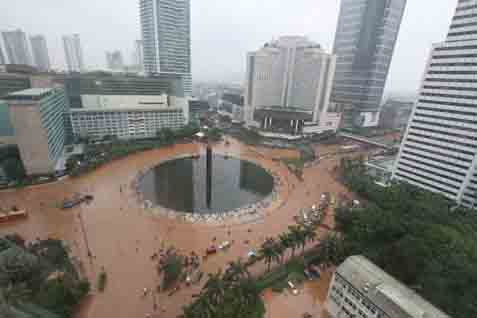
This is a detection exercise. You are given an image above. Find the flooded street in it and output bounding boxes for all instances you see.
[0,139,351,318]
[263,268,335,318]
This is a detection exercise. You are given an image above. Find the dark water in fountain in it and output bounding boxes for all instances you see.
[139,155,274,214]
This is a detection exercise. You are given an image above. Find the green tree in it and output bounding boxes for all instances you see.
[278,233,293,263]
[0,283,30,317]
[287,225,303,257]
[259,238,280,272]
[2,158,26,181]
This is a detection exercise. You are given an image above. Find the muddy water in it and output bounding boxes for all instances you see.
[0,139,351,318]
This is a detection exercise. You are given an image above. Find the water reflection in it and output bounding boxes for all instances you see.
[139,155,274,214]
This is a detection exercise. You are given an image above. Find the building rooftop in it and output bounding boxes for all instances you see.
[5,88,57,101]
[336,256,450,318]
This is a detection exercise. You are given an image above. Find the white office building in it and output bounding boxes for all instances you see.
[393,0,477,208]
[63,34,84,73]
[1,29,32,66]
[244,36,340,138]
[30,35,51,72]
[140,0,192,95]
[326,256,449,318]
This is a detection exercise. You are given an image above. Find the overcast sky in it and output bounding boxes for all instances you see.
[0,0,458,95]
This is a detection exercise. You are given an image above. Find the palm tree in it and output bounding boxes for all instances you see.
[303,226,318,249]
[224,259,250,282]
[278,233,293,262]
[203,271,225,307]
[287,225,302,258]
[318,233,344,268]
[259,238,279,272]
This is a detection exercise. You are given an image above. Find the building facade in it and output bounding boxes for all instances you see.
[379,99,413,131]
[331,0,406,128]
[1,29,32,66]
[0,45,5,65]
[140,0,192,95]
[244,36,339,137]
[30,35,51,72]
[70,107,185,140]
[4,88,67,175]
[106,50,124,71]
[135,40,144,71]
[61,72,189,140]
[63,34,84,73]
[393,0,477,207]
[326,256,449,318]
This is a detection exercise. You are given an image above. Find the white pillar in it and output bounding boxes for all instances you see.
[295,119,299,135]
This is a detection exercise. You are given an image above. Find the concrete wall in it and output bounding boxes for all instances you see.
[7,101,54,175]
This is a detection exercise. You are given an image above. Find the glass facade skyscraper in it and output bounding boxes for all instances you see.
[140,0,191,95]
[331,0,406,127]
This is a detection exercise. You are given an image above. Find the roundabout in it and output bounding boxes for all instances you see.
[0,138,350,318]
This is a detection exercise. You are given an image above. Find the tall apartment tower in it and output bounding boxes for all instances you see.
[331,0,406,128]
[30,35,51,72]
[393,0,477,208]
[1,29,32,65]
[140,0,192,95]
[63,34,84,73]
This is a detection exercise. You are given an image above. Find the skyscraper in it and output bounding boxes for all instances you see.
[0,45,5,64]
[331,0,406,128]
[140,0,191,95]
[1,29,32,65]
[63,34,84,73]
[106,50,124,71]
[135,40,144,71]
[393,0,477,208]
[30,35,51,72]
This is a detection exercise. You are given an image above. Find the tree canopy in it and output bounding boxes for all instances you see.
[337,158,477,318]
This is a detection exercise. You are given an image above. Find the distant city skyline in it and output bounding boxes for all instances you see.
[0,0,458,94]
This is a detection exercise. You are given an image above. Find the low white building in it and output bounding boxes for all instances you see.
[326,256,449,318]
[70,106,185,140]
[70,94,188,140]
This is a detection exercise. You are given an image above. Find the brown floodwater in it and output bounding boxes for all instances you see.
[0,138,352,318]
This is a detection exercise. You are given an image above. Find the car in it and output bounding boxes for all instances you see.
[247,249,257,258]
[287,281,299,295]
[218,241,230,250]
[206,246,217,255]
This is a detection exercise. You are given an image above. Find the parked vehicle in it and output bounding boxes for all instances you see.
[206,245,217,255]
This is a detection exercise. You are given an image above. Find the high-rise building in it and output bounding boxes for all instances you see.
[1,29,32,65]
[0,45,5,64]
[331,0,407,128]
[393,0,477,208]
[4,88,67,175]
[135,40,144,70]
[140,0,192,95]
[30,35,51,72]
[106,50,124,71]
[244,36,340,137]
[63,34,84,73]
